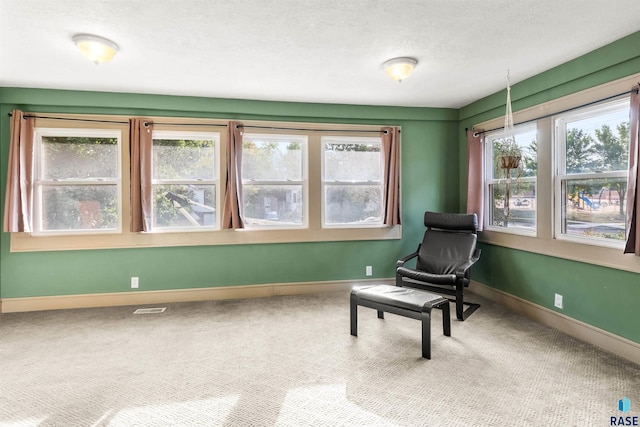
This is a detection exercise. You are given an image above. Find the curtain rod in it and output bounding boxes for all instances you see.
[7,114,128,124]
[471,87,639,137]
[238,124,390,134]
[6,114,389,133]
[143,121,227,128]
[6,114,228,128]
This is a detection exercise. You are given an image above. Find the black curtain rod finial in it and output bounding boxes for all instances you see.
[7,112,27,120]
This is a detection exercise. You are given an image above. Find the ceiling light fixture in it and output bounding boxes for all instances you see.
[73,34,119,64]
[383,57,417,82]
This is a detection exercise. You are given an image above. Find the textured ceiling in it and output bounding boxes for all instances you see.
[1,0,640,108]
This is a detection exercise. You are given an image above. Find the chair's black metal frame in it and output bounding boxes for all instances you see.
[396,211,481,321]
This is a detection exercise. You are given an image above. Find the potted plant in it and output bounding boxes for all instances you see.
[495,137,524,225]
[496,137,523,175]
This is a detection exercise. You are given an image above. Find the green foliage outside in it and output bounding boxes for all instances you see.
[490,130,537,228]
[153,139,216,228]
[324,142,380,152]
[241,138,303,223]
[325,186,381,224]
[324,142,382,223]
[42,137,118,230]
[240,138,382,225]
[490,118,629,238]
[565,122,629,218]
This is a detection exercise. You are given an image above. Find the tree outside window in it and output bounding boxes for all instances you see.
[557,99,629,243]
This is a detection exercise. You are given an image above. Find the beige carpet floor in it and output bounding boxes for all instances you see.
[0,290,638,426]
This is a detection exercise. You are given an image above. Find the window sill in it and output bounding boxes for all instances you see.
[9,225,402,252]
[484,226,536,237]
[479,230,640,274]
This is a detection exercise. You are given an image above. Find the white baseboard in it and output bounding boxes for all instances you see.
[0,279,393,314]
[469,281,640,366]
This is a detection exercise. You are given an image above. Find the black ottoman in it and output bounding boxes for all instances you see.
[350,284,451,359]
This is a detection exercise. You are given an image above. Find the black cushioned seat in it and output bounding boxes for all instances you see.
[354,285,445,312]
[350,284,451,359]
[396,211,481,320]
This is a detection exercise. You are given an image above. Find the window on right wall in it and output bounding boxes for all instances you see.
[485,123,538,233]
[555,98,630,247]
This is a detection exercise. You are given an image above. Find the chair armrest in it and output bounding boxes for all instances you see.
[455,248,481,279]
[396,246,420,268]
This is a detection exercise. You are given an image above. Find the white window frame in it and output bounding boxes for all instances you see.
[11,116,401,252]
[240,133,309,230]
[321,135,384,229]
[32,127,122,236]
[553,98,630,248]
[473,72,640,274]
[483,123,537,236]
[150,130,221,232]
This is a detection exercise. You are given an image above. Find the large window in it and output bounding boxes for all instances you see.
[151,131,220,231]
[11,117,400,252]
[475,74,639,272]
[555,99,630,246]
[485,124,537,233]
[241,133,307,228]
[33,128,121,234]
[322,136,383,227]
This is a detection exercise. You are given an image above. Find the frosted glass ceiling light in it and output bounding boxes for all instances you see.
[383,57,417,82]
[73,34,119,64]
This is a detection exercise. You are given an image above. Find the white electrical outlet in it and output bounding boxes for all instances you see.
[554,293,563,309]
[366,266,372,276]
[131,277,139,289]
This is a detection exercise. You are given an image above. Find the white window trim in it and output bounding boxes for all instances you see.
[483,123,537,236]
[10,117,401,252]
[240,133,309,230]
[150,130,221,232]
[474,72,640,274]
[321,136,384,229]
[32,127,122,236]
[553,98,629,249]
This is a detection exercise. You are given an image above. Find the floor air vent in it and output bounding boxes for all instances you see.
[133,307,167,314]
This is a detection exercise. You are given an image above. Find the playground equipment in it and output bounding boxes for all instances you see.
[576,191,609,210]
[578,192,598,209]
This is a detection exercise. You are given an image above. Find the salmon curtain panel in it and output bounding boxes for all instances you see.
[3,110,35,232]
[624,84,640,255]
[466,129,484,231]
[381,127,401,226]
[130,118,154,232]
[222,121,244,229]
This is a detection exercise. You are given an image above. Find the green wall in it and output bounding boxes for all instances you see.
[0,89,459,298]
[472,245,640,342]
[459,31,640,344]
[2,31,639,347]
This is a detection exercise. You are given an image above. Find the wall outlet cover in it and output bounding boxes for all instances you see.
[554,293,563,309]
